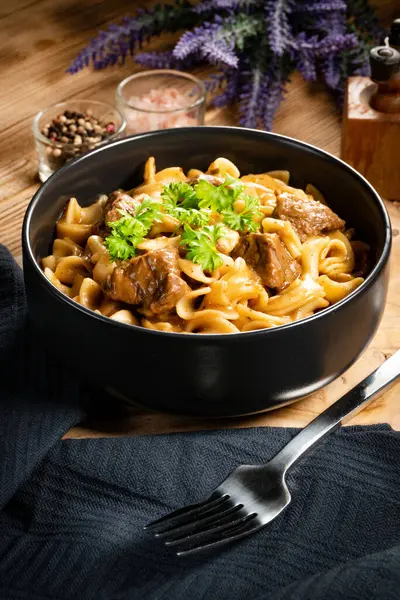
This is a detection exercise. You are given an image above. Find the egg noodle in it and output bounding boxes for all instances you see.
[42,157,368,334]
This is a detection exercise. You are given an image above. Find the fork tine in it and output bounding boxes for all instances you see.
[165,511,254,548]
[158,503,243,541]
[144,493,228,533]
[176,517,261,557]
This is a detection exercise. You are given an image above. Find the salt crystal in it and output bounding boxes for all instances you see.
[124,87,198,134]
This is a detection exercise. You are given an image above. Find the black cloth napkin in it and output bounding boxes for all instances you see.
[0,243,400,600]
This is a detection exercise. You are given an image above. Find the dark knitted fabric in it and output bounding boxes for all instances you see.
[0,244,399,600]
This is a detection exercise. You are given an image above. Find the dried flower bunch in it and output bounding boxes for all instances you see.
[68,0,385,130]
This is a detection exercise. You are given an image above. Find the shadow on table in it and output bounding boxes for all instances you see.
[75,383,268,438]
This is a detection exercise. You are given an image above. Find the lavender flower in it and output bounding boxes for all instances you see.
[135,50,199,70]
[259,58,292,129]
[265,0,295,56]
[317,33,358,56]
[205,71,229,94]
[322,55,342,88]
[260,76,286,131]
[316,9,346,35]
[239,66,263,128]
[194,0,260,13]
[292,0,346,12]
[173,17,239,67]
[293,33,319,81]
[173,25,208,60]
[202,39,239,68]
[67,2,196,73]
[173,13,260,68]
[211,69,241,106]
[68,0,384,131]
[236,53,291,130]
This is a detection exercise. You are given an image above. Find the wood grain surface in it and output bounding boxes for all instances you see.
[0,0,399,437]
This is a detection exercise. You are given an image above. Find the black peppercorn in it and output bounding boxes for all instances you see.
[40,108,120,171]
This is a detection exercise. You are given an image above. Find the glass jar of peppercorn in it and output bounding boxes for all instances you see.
[33,100,126,182]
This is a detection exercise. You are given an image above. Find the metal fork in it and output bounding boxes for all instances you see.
[145,350,400,557]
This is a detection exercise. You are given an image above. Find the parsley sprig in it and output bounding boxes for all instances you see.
[105,197,162,261]
[161,182,210,227]
[162,182,198,209]
[196,174,242,211]
[221,193,261,233]
[195,174,261,232]
[104,176,262,263]
[180,223,226,272]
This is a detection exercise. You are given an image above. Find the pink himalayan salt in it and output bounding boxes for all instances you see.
[124,87,199,134]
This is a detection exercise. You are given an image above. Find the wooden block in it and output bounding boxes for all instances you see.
[342,76,400,200]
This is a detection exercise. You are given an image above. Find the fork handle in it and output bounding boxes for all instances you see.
[271,350,400,474]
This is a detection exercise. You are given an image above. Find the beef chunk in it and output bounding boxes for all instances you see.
[103,248,189,315]
[232,233,301,291]
[274,192,345,242]
[104,191,143,224]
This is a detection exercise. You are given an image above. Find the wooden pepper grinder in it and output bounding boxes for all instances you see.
[342,20,400,201]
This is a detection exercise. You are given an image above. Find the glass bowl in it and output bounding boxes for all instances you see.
[33,100,126,182]
[115,70,206,135]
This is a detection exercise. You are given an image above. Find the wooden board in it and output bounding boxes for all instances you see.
[342,76,400,201]
[0,0,399,437]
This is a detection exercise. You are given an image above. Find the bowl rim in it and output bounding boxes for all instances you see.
[22,125,392,339]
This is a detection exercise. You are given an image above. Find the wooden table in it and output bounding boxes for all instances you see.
[1,0,399,436]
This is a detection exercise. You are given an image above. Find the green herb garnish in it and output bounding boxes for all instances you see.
[196,179,235,212]
[162,181,198,209]
[105,197,162,261]
[196,175,261,232]
[105,176,261,263]
[221,193,262,233]
[180,223,226,272]
[161,182,210,227]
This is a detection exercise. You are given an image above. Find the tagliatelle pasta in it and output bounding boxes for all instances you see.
[41,157,369,334]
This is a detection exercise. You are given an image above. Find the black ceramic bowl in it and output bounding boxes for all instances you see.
[22,127,391,417]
